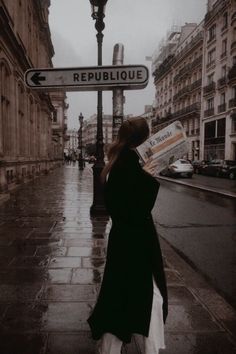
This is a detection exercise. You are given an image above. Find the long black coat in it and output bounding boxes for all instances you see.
[88,148,168,343]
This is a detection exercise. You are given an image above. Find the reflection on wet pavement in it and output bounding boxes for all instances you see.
[0,166,235,354]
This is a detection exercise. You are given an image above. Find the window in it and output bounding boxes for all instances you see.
[233,56,236,66]
[221,65,227,78]
[217,118,226,137]
[208,24,216,42]
[222,12,228,29]
[222,39,227,56]
[233,86,236,99]
[205,121,216,139]
[207,48,216,65]
[220,92,226,104]
[208,73,214,84]
[207,97,214,109]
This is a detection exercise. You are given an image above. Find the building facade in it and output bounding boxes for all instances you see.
[201,0,236,160]
[151,0,236,162]
[152,23,203,161]
[0,0,67,193]
[83,114,113,155]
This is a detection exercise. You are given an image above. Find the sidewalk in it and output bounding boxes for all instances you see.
[0,165,235,354]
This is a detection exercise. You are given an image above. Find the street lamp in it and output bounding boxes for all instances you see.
[78,112,84,170]
[89,0,108,215]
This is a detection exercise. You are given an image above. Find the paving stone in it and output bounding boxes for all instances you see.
[0,334,47,354]
[166,304,222,332]
[41,302,92,331]
[9,256,51,268]
[42,284,98,301]
[1,302,48,332]
[72,268,102,284]
[0,269,49,284]
[49,257,81,268]
[0,284,44,302]
[36,246,67,257]
[67,246,106,257]
[168,286,198,304]
[82,257,106,269]
[48,269,72,284]
[46,332,95,354]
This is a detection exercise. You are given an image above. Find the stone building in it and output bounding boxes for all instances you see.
[152,23,203,161]
[83,114,113,155]
[64,129,78,155]
[201,0,236,160]
[0,0,67,193]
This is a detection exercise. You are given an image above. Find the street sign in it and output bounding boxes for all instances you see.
[24,65,149,91]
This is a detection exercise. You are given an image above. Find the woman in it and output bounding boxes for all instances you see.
[88,117,168,353]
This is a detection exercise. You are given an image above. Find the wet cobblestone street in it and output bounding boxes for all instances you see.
[0,165,235,354]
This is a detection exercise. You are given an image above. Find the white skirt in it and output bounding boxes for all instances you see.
[98,277,166,354]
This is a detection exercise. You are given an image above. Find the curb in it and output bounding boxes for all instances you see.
[157,175,236,199]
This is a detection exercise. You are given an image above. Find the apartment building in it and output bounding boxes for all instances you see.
[152,23,203,160]
[83,114,113,155]
[201,0,236,160]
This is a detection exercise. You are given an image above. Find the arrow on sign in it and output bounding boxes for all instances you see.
[31,72,46,86]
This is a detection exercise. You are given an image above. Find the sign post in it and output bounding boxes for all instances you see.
[25,65,149,91]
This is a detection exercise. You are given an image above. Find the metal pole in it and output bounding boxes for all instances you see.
[112,43,125,140]
[90,15,107,215]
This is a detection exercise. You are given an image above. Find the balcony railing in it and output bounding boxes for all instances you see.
[173,56,203,83]
[231,41,236,51]
[204,108,215,117]
[218,103,226,113]
[173,85,191,101]
[172,102,200,119]
[220,51,227,59]
[190,79,202,91]
[176,32,203,60]
[206,60,216,70]
[229,98,236,108]
[203,82,216,95]
[228,64,236,81]
[217,77,227,88]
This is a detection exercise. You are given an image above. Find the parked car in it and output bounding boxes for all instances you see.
[160,159,194,178]
[191,160,209,174]
[219,164,236,180]
[200,159,236,177]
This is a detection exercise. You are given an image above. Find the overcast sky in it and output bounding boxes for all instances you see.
[49,0,207,128]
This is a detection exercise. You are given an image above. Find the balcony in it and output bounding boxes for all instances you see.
[203,82,216,95]
[231,12,236,26]
[217,77,227,88]
[231,41,236,51]
[206,61,215,70]
[190,79,202,91]
[228,65,236,82]
[218,103,226,113]
[173,85,191,101]
[172,102,200,119]
[173,56,203,83]
[220,51,227,60]
[174,32,203,63]
[204,108,215,117]
[229,98,236,108]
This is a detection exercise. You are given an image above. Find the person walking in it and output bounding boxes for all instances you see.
[88,117,168,354]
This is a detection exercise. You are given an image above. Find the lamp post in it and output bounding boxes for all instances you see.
[89,0,108,215]
[78,112,84,170]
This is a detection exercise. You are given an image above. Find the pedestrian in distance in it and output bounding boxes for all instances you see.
[88,117,168,354]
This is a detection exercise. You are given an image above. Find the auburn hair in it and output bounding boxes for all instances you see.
[101,117,149,183]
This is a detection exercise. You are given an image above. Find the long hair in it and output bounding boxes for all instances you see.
[101,117,149,183]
